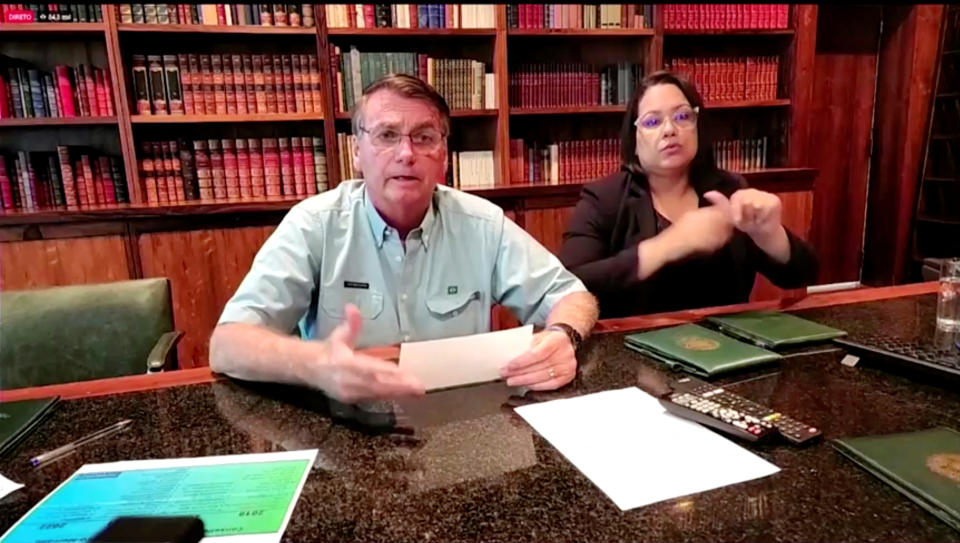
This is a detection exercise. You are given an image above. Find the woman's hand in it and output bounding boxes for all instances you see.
[729,188,791,263]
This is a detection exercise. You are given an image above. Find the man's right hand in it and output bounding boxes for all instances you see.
[312,304,425,403]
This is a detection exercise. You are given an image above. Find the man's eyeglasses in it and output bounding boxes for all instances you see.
[634,106,700,132]
[357,125,447,153]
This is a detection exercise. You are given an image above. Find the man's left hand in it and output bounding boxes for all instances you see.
[499,329,576,390]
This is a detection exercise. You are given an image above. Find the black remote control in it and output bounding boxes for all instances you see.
[659,392,776,442]
[664,376,822,445]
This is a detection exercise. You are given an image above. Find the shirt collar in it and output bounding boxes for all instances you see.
[363,187,437,251]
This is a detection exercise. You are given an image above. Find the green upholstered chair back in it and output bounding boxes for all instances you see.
[1,278,174,390]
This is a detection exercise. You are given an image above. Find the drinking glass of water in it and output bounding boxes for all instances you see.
[937,257,960,331]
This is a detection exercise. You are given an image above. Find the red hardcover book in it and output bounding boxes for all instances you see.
[97,155,115,204]
[281,54,295,114]
[0,158,13,210]
[54,146,77,207]
[221,138,239,199]
[262,137,281,197]
[242,54,257,113]
[83,64,99,117]
[231,54,246,115]
[216,4,226,25]
[236,138,252,200]
[291,136,306,196]
[53,66,76,117]
[408,4,417,28]
[248,138,265,198]
[79,154,99,205]
[278,137,294,196]
[207,139,225,200]
[193,140,213,202]
[302,137,316,195]
[253,55,267,113]
[93,68,108,116]
[137,142,153,205]
[363,4,375,27]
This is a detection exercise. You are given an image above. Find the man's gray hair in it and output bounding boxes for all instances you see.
[350,73,451,136]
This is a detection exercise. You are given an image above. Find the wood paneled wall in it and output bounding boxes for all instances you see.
[750,190,814,301]
[863,5,945,286]
[1,236,131,289]
[808,5,882,284]
[139,226,276,367]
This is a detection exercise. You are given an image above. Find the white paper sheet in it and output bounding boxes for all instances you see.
[0,473,23,500]
[514,387,780,511]
[399,325,533,391]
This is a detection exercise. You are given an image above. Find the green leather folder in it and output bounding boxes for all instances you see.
[706,311,847,349]
[0,396,60,458]
[623,323,783,378]
[834,427,960,532]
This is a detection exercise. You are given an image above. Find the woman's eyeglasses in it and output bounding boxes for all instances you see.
[634,106,700,132]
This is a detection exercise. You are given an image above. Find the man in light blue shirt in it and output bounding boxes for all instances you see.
[210,74,599,403]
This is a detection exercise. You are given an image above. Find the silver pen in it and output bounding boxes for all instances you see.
[30,419,133,467]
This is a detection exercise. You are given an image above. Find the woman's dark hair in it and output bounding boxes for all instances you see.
[620,70,724,193]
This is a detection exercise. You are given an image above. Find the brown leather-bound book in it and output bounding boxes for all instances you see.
[291,136,306,196]
[208,138,225,200]
[236,138,252,200]
[97,155,115,204]
[160,141,179,202]
[308,55,322,114]
[146,55,166,115]
[302,137,316,195]
[292,54,305,113]
[55,146,78,207]
[221,138,239,200]
[242,55,257,113]
[273,54,288,114]
[187,54,203,114]
[138,141,156,205]
[312,137,327,192]
[199,54,216,114]
[262,54,277,113]
[78,154,99,205]
[259,4,273,26]
[278,137,294,196]
[222,54,236,115]
[131,56,151,114]
[177,139,197,201]
[192,140,213,202]
[177,54,193,114]
[248,138,265,198]
[273,4,287,26]
[231,54,247,115]
[280,55,302,113]
[162,55,184,115]
[149,142,168,204]
[211,54,226,115]
[262,137,281,197]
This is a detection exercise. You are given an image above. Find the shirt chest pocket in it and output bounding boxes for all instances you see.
[425,290,481,321]
[320,287,384,320]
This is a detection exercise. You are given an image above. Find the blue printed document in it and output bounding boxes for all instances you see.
[0,449,318,543]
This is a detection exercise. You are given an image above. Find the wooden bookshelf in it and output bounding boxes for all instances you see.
[663,28,794,36]
[704,99,791,109]
[130,113,324,124]
[510,105,627,115]
[334,109,497,120]
[0,22,106,34]
[0,116,118,127]
[326,27,495,36]
[116,23,317,35]
[507,28,654,37]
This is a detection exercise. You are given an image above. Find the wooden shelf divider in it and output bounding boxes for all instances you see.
[507,28,654,37]
[326,27,495,36]
[0,116,117,127]
[0,22,105,33]
[704,99,791,109]
[510,105,628,115]
[130,113,325,124]
[116,23,316,35]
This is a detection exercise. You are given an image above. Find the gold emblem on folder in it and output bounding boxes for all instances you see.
[926,453,960,482]
[678,336,720,351]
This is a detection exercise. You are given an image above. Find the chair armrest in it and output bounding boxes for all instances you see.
[147,331,183,373]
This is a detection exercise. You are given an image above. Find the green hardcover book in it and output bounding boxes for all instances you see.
[0,396,60,458]
[834,427,960,532]
[706,311,847,349]
[623,323,783,378]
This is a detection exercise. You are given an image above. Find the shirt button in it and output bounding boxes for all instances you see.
[400,293,407,301]
[404,335,410,342]
[395,256,402,262]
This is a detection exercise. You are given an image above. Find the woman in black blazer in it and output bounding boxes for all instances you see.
[560,71,817,319]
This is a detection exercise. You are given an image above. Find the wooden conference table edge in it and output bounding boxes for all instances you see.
[0,281,940,404]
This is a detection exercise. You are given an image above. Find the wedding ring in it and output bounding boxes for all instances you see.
[548,368,556,379]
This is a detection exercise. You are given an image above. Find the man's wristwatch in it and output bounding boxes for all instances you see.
[546,322,583,352]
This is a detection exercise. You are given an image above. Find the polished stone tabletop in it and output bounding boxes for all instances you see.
[2,294,959,542]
